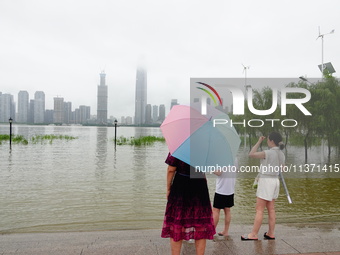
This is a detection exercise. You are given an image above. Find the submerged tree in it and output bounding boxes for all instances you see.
[311,76,340,159]
[231,77,340,161]
[285,82,315,162]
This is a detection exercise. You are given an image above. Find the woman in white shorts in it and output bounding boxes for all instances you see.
[241,132,285,241]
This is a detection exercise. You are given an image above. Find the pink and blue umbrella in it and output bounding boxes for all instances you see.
[160,104,240,168]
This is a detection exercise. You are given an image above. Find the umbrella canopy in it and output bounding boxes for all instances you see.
[160,104,241,168]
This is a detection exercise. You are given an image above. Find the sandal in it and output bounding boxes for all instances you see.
[264,232,275,240]
[241,234,258,241]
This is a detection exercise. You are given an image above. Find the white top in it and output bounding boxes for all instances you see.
[259,147,285,176]
[215,159,238,195]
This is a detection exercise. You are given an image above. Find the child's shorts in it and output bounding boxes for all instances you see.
[213,193,234,209]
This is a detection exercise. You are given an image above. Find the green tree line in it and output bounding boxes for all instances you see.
[230,76,340,162]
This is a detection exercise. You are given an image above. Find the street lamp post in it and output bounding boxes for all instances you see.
[245,85,252,150]
[9,117,13,150]
[114,119,118,147]
[299,76,312,85]
[316,27,334,163]
[242,64,250,150]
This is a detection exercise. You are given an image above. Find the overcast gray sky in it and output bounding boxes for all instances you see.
[1,0,339,118]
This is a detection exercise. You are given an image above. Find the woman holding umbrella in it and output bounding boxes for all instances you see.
[241,131,285,241]
[160,103,240,253]
[161,153,215,255]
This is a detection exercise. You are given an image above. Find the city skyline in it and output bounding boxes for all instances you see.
[0,83,175,124]
[1,1,339,120]
[0,67,178,121]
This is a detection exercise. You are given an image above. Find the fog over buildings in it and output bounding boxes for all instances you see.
[0,69,173,125]
[97,71,108,124]
[134,66,147,126]
[1,1,339,124]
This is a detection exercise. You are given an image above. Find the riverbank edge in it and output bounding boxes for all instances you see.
[1,222,340,255]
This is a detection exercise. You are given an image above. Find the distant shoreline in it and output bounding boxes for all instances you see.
[0,123,161,128]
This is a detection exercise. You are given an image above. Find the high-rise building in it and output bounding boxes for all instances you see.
[64,102,72,124]
[152,105,158,123]
[126,116,133,125]
[73,105,91,124]
[53,97,64,124]
[120,116,126,125]
[134,66,147,125]
[170,99,179,110]
[159,104,166,122]
[145,104,152,124]
[0,93,15,122]
[79,105,90,124]
[44,110,54,124]
[97,71,108,124]
[74,108,80,124]
[34,91,45,124]
[18,91,29,123]
[28,99,34,123]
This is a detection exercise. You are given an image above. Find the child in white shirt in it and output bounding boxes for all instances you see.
[213,159,238,237]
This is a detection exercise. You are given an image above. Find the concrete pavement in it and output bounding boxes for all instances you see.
[1,223,340,255]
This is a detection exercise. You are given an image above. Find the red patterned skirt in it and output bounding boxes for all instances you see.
[161,173,215,242]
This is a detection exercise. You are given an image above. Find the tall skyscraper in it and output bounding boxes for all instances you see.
[170,99,179,110]
[134,66,147,125]
[18,91,29,123]
[53,97,64,124]
[124,116,133,125]
[145,104,152,124]
[0,93,15,122]
[97,71,108,124]
[152,105,158,123]
[74,108,80,124]
[64,102,72,124]
[28,99,34,123]
[44,110,54,124]
[34,91,45,124]
[158,104,166,122]
[79,105,90,124]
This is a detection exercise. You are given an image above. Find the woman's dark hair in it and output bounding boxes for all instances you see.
[268,132,284,150]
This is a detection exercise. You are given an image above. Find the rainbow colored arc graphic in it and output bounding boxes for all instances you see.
[196,82,223,106]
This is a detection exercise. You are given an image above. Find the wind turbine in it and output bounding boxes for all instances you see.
[316,26,335,78]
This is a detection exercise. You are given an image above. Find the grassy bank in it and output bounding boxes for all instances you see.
[31,135,77,144]
[0,134,77,145]
[0,134,28,145]
[115,136,165,146]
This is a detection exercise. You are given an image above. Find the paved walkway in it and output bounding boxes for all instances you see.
[1,223,340,254]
